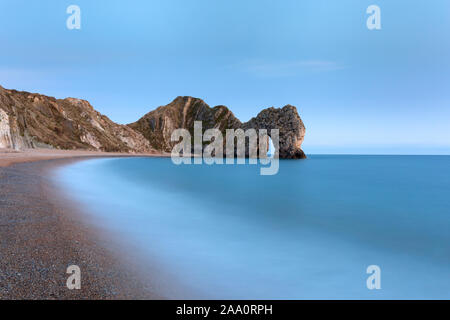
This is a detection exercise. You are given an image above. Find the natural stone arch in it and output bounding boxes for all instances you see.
[129,96,306,159]
[242,105,306,159]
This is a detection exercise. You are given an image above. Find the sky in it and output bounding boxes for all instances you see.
[0,0,449,154]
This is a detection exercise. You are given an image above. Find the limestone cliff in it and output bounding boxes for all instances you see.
[128,97,242,152]
[0,86,306,158]
[0,86,153,152]
[243,105,306,159]
[129,96,306,159]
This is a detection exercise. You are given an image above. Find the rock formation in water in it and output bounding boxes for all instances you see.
[0,86,306,158]
[242,105,306,159]
[129,96,306,159]
[0,85,153,152]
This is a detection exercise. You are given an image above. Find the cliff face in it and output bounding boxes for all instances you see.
[128,96,242,152]
[0,86,306,158]
[0,86,153,152]
[129,96,306,159]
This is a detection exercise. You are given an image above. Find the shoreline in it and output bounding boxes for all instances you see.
[0,148,168,168]
[0,151,166,299]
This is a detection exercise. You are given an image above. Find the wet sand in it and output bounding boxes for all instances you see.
[0,149,165,299]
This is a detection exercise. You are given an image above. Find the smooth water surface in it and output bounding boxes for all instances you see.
[54,155,450,299]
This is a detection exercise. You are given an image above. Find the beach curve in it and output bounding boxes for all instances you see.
[0,149,165,299]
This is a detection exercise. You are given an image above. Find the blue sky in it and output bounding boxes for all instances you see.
[1,0,449,154]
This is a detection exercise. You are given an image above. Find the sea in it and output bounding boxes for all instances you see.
[54,155,450,299]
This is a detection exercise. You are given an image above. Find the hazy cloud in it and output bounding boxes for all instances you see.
[237,59,344,77]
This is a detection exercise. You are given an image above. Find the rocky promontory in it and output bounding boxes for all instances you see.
[129,96,306,159]
[0,86,306,158]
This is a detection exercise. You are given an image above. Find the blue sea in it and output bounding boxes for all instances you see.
[54,155,450,299]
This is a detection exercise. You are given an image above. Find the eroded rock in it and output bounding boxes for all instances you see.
[129,96,306,159]
[0,86,306,158]
[0,85,153,152]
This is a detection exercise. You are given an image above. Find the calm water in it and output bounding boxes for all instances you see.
[54,155,450,299]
